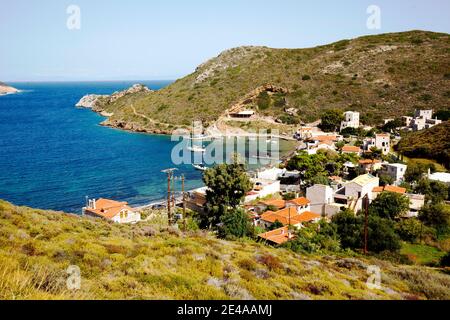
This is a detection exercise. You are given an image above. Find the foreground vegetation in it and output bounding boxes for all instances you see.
[1,200,449,300]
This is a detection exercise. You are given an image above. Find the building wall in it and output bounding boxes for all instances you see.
[306,185,333,215]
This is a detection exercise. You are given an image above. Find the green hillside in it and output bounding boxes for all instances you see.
[1,200,449,300]
[92,30,450,134]
[397,121,450,168]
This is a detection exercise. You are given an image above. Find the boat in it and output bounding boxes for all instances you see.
[192,164,207,171]
[187,145,206,153]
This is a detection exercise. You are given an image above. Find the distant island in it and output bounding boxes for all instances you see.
[0,81,18,95]
[76,30,449,136]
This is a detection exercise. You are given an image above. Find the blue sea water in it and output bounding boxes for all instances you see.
[0,81,204,213]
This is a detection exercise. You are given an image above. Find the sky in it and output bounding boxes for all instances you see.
[1,0,449,82]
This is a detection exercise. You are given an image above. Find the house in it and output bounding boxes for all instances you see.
[83,198,141,224]
[403,109,442,131]
[245,178,281,202]
[428,171,450,183]
[229,110,255,119]
[342,145,361,155]
[358,159,382,173]
[372,185,407,197]
[286,197,311,213]
[295,127,314,140]
[306,184,334,215]
[256,167,285,181]
[406,194,426,218]
[256,199,286,213]
[334,174,380,212]
[380,163,408,184]
[340,111,360,131]
[258,227,294,245]
[186,186,208,213]
[363,134,391,155]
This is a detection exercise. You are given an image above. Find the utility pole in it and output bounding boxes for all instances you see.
[182,174,187,230]
[364,194,369,255]
[162,168,177,225]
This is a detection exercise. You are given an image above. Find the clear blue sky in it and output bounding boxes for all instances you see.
[1,0,449,81]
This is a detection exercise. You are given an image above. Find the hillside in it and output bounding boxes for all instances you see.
[0,81,18,95]
[86,30,449,134]
[397,121,450,168]
[0,200,449,300]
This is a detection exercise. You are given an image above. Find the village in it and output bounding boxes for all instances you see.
[80,108,449,255]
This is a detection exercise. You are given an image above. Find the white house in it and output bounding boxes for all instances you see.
[306,184,334,215]
[83,198,141,224]
[428,172,450,183]
[245,178,281,203]
[334,174,380,212]
[340,111,360,131]
[380,163,408,184]
[363,134,391,155]
[257,167,285,181]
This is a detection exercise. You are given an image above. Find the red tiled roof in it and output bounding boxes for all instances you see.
[372,185,407,194]
[258,227,294,245]
[342,145,360,153]
[85,198,132,219]
[288,197,310,206]
[259,199,286,210]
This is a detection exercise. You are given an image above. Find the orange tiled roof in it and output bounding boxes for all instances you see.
[85,198,132,219]
[288,197,311,206]
[258,227,293,245]
[372,185,407,194]
[260,209,321,226]
[312,135,338,142]
[342,145,360,153]
[260,199,286,210]
[359,159,381,165]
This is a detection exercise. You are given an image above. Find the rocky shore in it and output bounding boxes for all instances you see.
[0,81,19,95]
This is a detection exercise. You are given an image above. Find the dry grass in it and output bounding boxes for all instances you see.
[0,200,449,300]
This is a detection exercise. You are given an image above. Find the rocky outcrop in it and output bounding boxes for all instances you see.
[76,84,152,109]
[0,82,19,95]
[75,94,107,108]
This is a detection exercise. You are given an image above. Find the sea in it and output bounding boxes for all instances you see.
[0,81,294,213]
[0,81,206,213]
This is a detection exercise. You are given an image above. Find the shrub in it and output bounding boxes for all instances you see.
[257,254,281,271]
[440,252,450,267]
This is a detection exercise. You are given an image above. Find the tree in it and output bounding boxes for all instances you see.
[332,209,401,253]
[369,191,410,220]
[284,220,340,253]
[415,178,449,203]
[382,118,403,133]
[404,160,428,182]
[202,162,253,228]
[332,209,362,250]
[419,203,450,235]
[379,174,395,187]
[268,220,284,231]
[396,218,423,243]
[319,109,344,132]
[287,152,327,181]
[366,215,401,253]
[218,208,254,239]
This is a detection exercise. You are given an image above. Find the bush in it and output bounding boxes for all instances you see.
[302,75,311,81]
[218,208,254,239]
[440,252,450,267]
[256,91,271,110]
[396,219,423,243]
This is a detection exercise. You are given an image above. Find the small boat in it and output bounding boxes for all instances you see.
[192,164,207,171]
[187,145,206,153]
